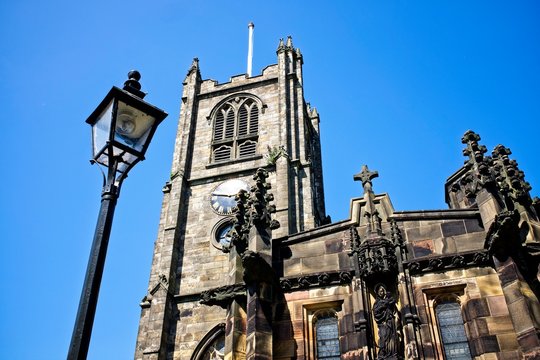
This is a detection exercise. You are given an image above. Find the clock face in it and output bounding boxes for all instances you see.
[210,179,250,215]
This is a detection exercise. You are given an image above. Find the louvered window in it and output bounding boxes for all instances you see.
[213,111,225,141]
[213,145,232,162]
[238,106,249,136]
[249,104,259,134]
[211,97,260,162]
[224,108,235,139]
[238,140,257,158]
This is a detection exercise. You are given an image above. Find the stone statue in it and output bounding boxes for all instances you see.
[373,284,400,360]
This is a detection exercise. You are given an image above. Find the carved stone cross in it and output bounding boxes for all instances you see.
[354,165,379,194]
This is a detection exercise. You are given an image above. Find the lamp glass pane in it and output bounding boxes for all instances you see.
[92,100,114,158]
[113,100,156,153]
[112,145,139,174]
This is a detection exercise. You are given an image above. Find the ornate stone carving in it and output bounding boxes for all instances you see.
[452,130,495,199]
[352,166,399,280]
[279,271,354,292]
[453,131,536,214]
[492,145,533,209]
[140,274,172,308]
[373,284,402,360]
[241,250,274,285]
[348,225,361,254]
[357,239,398,280]
[484,210,521,261]
[390,220,404,247]
[404,251,491,275]
[199,283,246,308]
[229,168,280,257]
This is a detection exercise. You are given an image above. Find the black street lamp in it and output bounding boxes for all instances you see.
[67,71,167,360]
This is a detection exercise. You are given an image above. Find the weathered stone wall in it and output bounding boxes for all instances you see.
[412,268,519,359]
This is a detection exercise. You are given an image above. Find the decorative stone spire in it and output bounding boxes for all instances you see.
[354,165,383,237]
[229,168,280,256]
[492,144,533,209]
[461,130,494,190]
[351,165,397,281]
[250,168,280,230]
[276,38,285,53]
[185,57,201,79]
[451,130,497,202]
[285,35,293,49]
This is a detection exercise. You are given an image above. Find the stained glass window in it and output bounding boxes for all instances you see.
[201,333,225,360]
[436,301,471,360]
[315,314,340,360]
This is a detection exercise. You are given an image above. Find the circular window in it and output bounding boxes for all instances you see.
[216,223,233,248]
[212,220,234,251]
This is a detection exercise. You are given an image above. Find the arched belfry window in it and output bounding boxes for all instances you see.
[211,96,260,162]
[313,310,341,360]
[434,297,471,360]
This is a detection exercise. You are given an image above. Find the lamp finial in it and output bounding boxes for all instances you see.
[123,70,145,99]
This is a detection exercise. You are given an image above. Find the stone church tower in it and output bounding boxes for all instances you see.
[135,37,540,360]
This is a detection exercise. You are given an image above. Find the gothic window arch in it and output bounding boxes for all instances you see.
[313,309,341,360]
[433,295,472,360]
[211,95,260,162]
[190,323,226,360]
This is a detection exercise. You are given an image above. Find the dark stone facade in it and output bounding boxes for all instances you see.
[135,39,540,360]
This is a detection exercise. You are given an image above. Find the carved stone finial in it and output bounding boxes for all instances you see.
[492,144,533,209]
[276,38,285,52]
[348,226,361,255]
[186,58,201,78]
[390,220,404,246]
[455,130,495,200]
[285,35,293,49]
[230,189,250,254]
[353,165,379,194]
[229,169,280,256]
[462,130,489,166]
[251,168,280,230]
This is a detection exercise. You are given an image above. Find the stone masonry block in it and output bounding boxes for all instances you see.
[486,316,515,334]
[487,295,509,316]
[477,274,504,297]
[412,239,434,257]
[497,333,519,351]
[441,220,466,237]
[464,298,490,320]
[405,224,442,242]
[464,218,484,233]
[301,254,339,273]
[507,298,535,334]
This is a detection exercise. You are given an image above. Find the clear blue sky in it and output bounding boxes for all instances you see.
[1,1,538,359]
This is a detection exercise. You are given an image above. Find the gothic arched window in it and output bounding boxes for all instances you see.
[211,96,260,162]
[313,310,341,360]
[191,323,226,360]
[435,300,471,360]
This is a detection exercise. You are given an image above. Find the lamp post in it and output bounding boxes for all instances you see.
[67,71,167,360]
